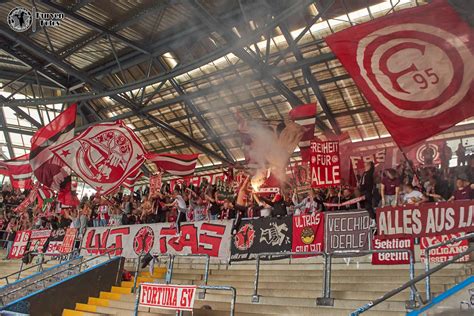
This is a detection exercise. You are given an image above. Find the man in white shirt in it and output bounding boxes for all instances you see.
[402,184,427,204]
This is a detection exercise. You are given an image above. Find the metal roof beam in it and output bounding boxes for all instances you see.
[279,23,341,134]
[0,25,231,164]
[188,0,332,132]
[155,58,235,163]
[0,109,14,158]
[41,0,151,55]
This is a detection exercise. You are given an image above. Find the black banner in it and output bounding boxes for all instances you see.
[231,216,292,261]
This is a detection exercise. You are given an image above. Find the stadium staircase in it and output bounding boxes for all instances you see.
[62,253,473,316]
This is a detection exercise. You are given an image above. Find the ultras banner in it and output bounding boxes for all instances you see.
[324,210,371,255]
[376,200,474,238]
[231,216,292,261]
[81,220,233,260]
[292,213,324,258]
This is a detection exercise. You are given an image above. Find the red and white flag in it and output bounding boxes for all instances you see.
[289,104,317,162]
[51,121,146,195]
[0,154,33,189]
[326,0,474,147]
[30,104,77,191]
[122,170,144,190]
[146,153,199,177]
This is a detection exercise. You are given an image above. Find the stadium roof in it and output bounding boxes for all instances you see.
[0,0,472,177]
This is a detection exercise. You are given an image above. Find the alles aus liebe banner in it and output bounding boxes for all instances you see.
[377,201,474,238]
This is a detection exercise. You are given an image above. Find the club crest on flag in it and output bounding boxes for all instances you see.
[51,121,146,195]
[326,0,474,147]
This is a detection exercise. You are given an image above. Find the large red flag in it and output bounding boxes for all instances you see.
[51,121,146,195]
[30,104,77,191]
[325,0,474,147]
[0,154,33,189]
[146,153,199,177]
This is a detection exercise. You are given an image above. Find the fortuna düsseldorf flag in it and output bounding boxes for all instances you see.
[325,0,474,147]
[0,154,33,189]
[30,104,77,191]
[122,170,144,190]
[145,153,200,177]
[51,121,146,195]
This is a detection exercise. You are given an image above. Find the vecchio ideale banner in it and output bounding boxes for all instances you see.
[81,220,233,260]
[324,210,371,254]
[377,201,474,238]
[231,216,292,261]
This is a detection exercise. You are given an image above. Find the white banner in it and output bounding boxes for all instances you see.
[81,220,234,260]
[139,283,196,311]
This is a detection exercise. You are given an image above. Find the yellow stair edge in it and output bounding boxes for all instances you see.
[111,286,132,294]
[121,281,134,288]
[75,303,97,312]
[99,291,122,300]
[87,297,109,307]
[63,309,102,316]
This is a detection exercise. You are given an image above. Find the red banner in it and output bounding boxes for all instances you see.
[169,172,225,190]
[377,201,474,238]
[371,237,414,265]
[405,140,445,166]
[149,173,162,197]
[28,229,52,253]
[420,233,470,263]
[292,213,324,258]
[326,0,474,148]
[59,228,77,254]
[310,141,341,188]
[139,283,196,311]
[8,230,31,259]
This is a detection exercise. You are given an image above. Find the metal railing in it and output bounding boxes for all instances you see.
[132,253,173,293]
[351,245,474,315]
[132,253,211,299]
[252,251,327,303]
[424,232,474,302]
[0,249,79,285]
[0,247,122,307]
[251,249,415,307]
[133,284,236,316]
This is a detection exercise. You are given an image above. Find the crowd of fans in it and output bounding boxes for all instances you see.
[1,150,473,254]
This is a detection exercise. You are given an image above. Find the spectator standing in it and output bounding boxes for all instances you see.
[359,161,376,219]
[456,142,466,166]
[381,169,400,206]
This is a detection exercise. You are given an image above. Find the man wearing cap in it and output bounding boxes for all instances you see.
[448,174,474,201]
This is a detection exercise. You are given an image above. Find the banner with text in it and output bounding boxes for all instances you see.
[324,210,371,255]
[81,220,233,260]
[231,216,292,261]
[139,283,196,311]
[377,201,474,238]
[28,229,52,253]
[371,237,414,265]
[59,228,78,254]
[8,230,31,259]
[292,213,324,257]
[420,233,470,263]
[310,141,341,188]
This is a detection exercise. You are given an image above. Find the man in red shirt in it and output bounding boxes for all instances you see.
[449,175,474,201]
[381,169,400,206]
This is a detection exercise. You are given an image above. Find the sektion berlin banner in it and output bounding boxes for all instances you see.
[231,216,292,261]
[324,210,371,255]
[376,200,474,238]
[310,141,341,188]
[81,220,233,260]
[371,237,413,265]
[292,213,324,258]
